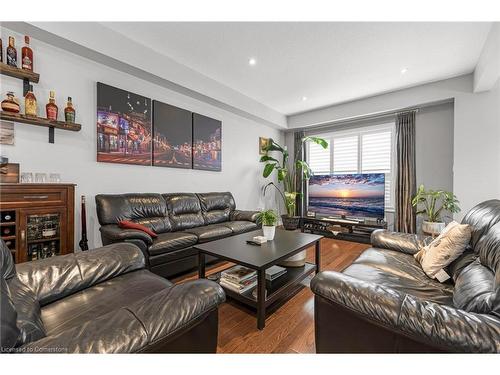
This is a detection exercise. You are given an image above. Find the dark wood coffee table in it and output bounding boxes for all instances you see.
[195,229,323,329]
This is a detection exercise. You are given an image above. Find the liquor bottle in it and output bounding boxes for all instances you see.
[64,97,75,123]
[46,91,58,121]
[6,36,17,67]
[25,85,37,117]
[1,92,20,113]
[21,35,33,71]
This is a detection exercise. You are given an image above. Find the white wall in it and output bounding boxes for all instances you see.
[288,75,500,220]
[0,27,283,249]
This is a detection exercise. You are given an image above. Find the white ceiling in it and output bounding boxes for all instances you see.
[103,22,491,115]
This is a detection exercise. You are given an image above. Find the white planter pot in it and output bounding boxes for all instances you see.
[262,225,276,241]
[279,250,307,268]
[422,220,446,235]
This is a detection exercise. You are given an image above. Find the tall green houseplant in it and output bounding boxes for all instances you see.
[260,136,327,229]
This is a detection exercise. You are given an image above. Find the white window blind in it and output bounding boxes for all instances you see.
[307,139,330,174]
[361,131,393,208]
[307,123,395,210]
[333,136,358,174]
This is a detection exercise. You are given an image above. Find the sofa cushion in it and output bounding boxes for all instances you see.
[1,275,20,350]
[343,248,454,305]
[15,243,145,306]
[184,224,233,243]
[197,192,236,225]
[414,221,471,280]
[163,193,205,230]
[222,220,258,234]
[95,193,171,234]
[461,199,500,250]
[148,232,199,256]
[41,269,171,336]
[453,222,500,317]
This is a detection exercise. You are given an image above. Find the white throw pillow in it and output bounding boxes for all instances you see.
[414,221,471,281]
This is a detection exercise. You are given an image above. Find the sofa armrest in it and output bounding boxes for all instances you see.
[19,279,225,353]
[399,296,500,353]
[230,210,259,222]
[311,271,405,327]
[100,224,153,246]
[370,229,433,255]
[15,243,145,306]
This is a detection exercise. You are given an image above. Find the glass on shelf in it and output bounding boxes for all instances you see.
[35,173,47,183]
[21,172,33,183]
[49,173,61,183]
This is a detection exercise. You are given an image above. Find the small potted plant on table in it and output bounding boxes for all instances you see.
[411,184,461,235]
[256,209,279,240]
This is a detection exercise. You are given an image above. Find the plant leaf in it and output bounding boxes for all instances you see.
[263,163,276,178]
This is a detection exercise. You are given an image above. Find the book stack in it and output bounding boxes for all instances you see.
[220,265,257,294]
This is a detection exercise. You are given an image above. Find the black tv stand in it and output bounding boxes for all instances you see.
[301,216,387,244]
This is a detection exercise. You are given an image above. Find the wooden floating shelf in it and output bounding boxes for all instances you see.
[0,112,81,132]
[0,62,40,83]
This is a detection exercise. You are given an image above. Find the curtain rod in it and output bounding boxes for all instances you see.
[287,98,454,134]
[290,107,419,134]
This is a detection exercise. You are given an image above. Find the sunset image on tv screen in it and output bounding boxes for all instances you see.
[308,173,385,219]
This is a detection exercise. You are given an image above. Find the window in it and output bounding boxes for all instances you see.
[307,123,395,210]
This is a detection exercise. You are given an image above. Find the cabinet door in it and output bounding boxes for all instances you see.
[18,207,67,263]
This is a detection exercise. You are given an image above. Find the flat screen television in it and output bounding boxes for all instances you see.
[308,173,385,219]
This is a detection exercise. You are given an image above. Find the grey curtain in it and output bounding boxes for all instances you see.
[395,111,417,233]
[294,131,306,216]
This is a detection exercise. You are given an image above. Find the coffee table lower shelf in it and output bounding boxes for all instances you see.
[218,262,315,309]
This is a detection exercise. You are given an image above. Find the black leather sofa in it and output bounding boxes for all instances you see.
[0,240,225,353]
[95,192,259,278]
[311,199,500,353]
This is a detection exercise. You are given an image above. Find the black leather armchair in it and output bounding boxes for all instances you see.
[311,200,500,353]
[96,192,260,278]
[0,240,225,353]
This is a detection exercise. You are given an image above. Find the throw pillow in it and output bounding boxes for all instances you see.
[118,220,158,238]
[414,221,471,281]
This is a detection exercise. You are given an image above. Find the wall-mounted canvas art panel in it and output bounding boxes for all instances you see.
[192,113,222,171]
[97,82,152,165]
[152,100,192,169]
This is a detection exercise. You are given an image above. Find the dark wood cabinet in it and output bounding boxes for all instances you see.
[0,183,75,263]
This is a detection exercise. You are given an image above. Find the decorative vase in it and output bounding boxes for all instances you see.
[262,225,276,241]
[422,220,446,236]
[281,214,300,231]
[1,92,20,113]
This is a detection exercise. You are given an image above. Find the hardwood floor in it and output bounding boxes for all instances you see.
[174,238,369,353]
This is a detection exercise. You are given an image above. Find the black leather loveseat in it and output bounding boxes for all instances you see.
[0,240,225,353]
[311,200,500,353]
[96,192,259,278]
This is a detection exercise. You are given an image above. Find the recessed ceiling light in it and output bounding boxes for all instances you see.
[248,58,257,66]
[401,68,408,74]
[302,96,308,101]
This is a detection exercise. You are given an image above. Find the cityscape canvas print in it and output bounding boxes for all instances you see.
[152,100,192,168]
[97,82,152,165]
[193,113,222,171]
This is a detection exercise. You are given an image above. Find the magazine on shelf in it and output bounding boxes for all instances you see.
[221,265,257,282]
[220,279,257,294]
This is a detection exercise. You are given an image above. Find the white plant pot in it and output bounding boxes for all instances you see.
[262,225,276,241]
[279,250,307,268]
[422,220,446,235]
